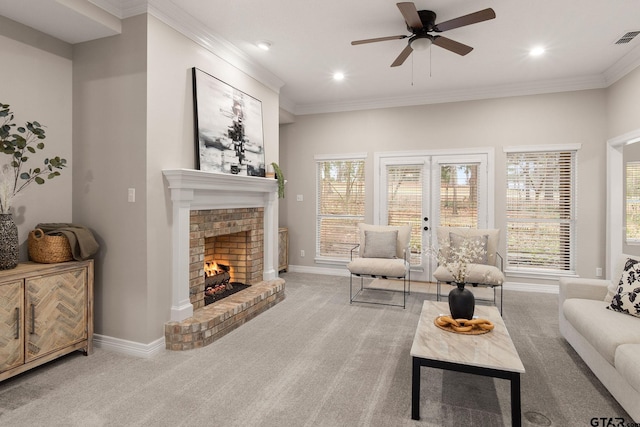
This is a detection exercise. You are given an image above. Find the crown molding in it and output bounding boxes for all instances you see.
[147,0,284,95]
[603,43,640,86]
[292,74,608,116]
[89,0,147,18]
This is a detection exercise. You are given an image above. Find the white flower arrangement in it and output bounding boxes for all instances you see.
[428,234,488,284]
[0,164,16,214]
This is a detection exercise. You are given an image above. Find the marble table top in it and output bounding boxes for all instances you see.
[410,301,525,373]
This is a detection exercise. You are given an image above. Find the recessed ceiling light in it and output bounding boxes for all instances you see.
[257,41,271,51]
[530,46,545,57]
[333,72,345,81]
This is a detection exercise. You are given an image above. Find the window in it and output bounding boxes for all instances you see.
[386,164,422,265]
[316,155,366,260]
[439,164,479,228]
[626,161,640,243]
[505,146,578,274]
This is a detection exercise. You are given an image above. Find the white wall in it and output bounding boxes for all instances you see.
[280,89,608,283]
[0,20,73,260]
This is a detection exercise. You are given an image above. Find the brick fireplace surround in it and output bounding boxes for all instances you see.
[163,169,285,350]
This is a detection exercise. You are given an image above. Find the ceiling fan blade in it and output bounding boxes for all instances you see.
[391,44,414,67]
[351,35,408,45]
[434,8,496,32]
[432,36,473,56]
[397,2,423,30]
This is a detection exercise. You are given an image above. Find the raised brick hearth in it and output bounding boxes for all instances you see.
[165,279,285,350]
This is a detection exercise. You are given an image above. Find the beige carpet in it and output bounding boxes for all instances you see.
[0,272,630,426]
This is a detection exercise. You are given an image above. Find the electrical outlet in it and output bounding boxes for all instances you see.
[296,194,303,202]
[300,250,305,257]
[596,267,603,277]
[128,188,135,203]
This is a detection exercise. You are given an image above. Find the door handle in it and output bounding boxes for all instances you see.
[30,304,35,334]
[15,307,19,339]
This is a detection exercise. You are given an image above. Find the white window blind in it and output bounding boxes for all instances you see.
[626,161,640,243]
[386,164,422,264]
[505,150,576,273]
[316,158,365,259]
[439,164,479,228]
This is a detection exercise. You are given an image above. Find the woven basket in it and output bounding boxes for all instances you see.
[28,228,73,263]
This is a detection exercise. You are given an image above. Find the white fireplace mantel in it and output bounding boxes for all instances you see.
[163,168,279,321]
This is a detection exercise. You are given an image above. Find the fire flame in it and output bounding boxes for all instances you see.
[204,261,219,277]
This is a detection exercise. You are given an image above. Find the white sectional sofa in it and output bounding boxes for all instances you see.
[559,261,640,422]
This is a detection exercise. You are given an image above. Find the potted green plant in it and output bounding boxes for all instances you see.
[271,162,285,199]
[0,102,67,269]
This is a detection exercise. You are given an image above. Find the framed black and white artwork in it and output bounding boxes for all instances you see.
[192,67,265,177]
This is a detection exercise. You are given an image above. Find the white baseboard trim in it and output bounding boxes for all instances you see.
[286,265,559,294]
[93,334,165,358]
[287,264,350,277]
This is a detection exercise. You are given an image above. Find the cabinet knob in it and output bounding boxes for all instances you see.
[423,226,429,231]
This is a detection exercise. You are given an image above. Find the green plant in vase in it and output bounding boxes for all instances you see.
[271,162,285,199]
[0,102,67,214]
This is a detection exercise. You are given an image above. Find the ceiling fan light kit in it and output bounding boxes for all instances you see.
[410,36,432,51]
[351,2,496,67]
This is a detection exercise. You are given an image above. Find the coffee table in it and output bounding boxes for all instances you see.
[411,301,525,426]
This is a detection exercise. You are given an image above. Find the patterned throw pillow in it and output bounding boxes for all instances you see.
[607,258,640,318]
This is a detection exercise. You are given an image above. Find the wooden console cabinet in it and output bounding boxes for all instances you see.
[0,260,93,381]
[278,227,288,272]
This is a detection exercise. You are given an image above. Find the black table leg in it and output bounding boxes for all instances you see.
[511,373,521,427]
[412,357,421,420]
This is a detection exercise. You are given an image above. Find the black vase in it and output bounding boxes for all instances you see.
[448,282,475,320]
[0,213,19,270]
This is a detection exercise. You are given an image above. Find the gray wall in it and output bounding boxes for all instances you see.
[0,18,73,260]
[73,15,149,342]
[280,89,613,283]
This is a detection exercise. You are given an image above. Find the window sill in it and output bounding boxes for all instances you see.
[505,268,578,280]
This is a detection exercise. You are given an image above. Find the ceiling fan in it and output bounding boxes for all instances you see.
[351,2,496,67]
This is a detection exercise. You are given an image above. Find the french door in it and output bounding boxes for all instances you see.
[377,152,489,281]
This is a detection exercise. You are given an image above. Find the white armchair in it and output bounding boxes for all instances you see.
[433,226,505,313]
[347,223,412,308]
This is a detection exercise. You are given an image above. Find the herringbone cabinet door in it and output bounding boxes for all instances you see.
[26,268,87,362]
[0,280,24,372]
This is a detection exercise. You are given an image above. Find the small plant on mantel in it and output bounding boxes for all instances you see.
[0,102,67,213]
[271,162,285,199]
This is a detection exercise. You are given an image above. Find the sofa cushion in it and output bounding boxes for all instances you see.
[615,344,640,394]
[363,230,398,258]
[607,257,640,318]
[563,298,640,365]
[433,263,504,286]
[347,257,408,277]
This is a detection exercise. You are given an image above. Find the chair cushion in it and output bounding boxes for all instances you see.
[433,264,504,286]
[347,257,409,278]
[363,230,398,258]
[357,223,411,259]
[449,232,488,264]
[437,227,500,266]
